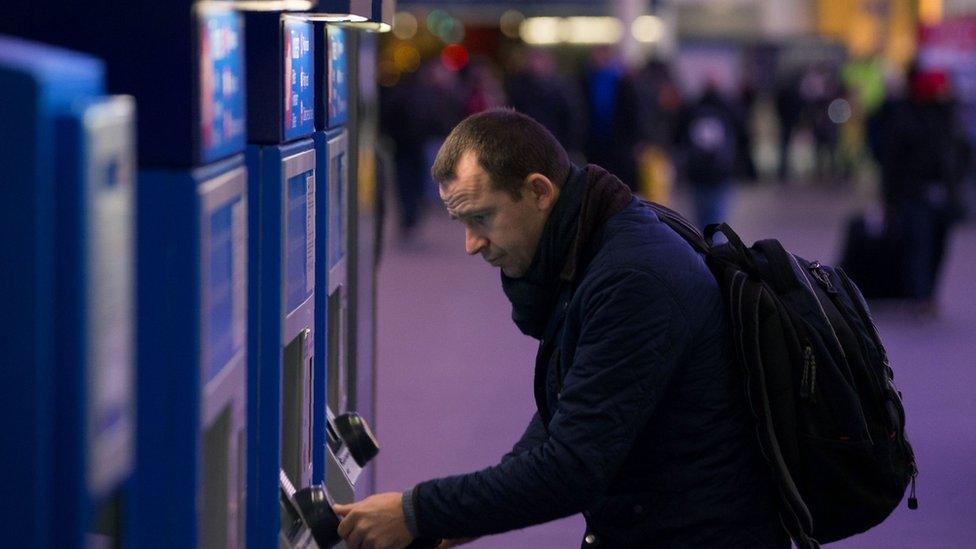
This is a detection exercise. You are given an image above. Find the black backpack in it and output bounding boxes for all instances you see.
[646,202,918,548]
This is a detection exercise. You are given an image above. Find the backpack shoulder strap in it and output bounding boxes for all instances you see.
[752,239,805,294]
[642,201,709,254]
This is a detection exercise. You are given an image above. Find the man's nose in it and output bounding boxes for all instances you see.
[464,227,487,256]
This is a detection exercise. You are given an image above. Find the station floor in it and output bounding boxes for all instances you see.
[373,182,976,548]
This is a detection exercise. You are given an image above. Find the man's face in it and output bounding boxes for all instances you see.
[440,151,555,278]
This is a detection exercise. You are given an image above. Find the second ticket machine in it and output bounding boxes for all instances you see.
[1,2,253,546]
[0,37,136,548]
[313,24,367,504]
[242,12,321,548]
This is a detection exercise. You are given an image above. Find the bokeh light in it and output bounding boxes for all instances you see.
[392,43,421,73]
[440,44,469,72]
[392,12,418,40]
[828,98,853,124]
[499,10,524,39]
[632,15,665,43]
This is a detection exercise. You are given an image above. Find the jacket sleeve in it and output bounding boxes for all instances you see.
[500,412,547,463]
[412,269,692,539]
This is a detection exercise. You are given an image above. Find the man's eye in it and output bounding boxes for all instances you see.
[473,215,486,224]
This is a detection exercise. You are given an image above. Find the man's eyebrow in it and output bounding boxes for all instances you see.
[450,207,491,221]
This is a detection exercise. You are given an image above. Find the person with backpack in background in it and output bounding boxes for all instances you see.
[332,108,787,548]
[674,80,745,229]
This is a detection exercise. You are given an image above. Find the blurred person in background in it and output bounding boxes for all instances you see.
[381,60,463,242]
[334,108,785,549]
[775,71,803,182]
[674,80,745,229]
[734,80,759,184]
[504,48,585,161]
[581,46,641,190]
[799,64,845,184]
[632,58,683,204]
[874,64,970,312]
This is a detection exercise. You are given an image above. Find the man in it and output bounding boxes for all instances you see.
[335,109,785,548]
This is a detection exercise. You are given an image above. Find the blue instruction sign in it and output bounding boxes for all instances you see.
[326,26,348,128]
[283,18,315,141]
[198,9,246,163]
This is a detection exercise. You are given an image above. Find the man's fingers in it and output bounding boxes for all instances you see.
[337,513,355,539]
[333,503,353,516]
[345,525,365,549]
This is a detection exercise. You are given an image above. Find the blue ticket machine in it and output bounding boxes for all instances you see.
[0,37,135,548]
[312,24,360,504]
[242,12,319,548]
[0,3,251,545]
[1,2,249,547]
[128,6,250,548]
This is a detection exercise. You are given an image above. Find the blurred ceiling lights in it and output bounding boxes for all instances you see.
[632,15,665,43]
[225,0,314,11]
[521,17,561,45]
[499,10,525,39]
[393,11,418,39]
[521,15,664,46]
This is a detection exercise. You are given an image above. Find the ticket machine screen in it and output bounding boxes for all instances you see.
[286,170,315,313]
[205,196,246,382]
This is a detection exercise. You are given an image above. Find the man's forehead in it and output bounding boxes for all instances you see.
[440,156,491,207]
[440,180,482,215]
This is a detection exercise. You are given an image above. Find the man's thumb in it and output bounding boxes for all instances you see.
[332,503,353,516]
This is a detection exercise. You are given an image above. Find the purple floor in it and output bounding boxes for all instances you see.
[373,184,976,548]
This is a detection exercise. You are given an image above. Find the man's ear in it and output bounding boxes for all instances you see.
[524,173,558,211]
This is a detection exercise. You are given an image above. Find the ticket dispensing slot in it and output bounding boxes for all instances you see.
[327,290,346,415]
[277,415,438,549]
[282,329,314,487]
[202,408,232,548]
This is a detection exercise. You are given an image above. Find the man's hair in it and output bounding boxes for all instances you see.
[432,108,571,199]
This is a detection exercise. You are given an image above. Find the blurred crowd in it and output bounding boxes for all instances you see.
[380,46,973,309]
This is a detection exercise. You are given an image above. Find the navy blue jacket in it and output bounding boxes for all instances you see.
[412,199,784,547]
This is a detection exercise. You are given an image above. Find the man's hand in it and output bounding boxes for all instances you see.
[334,492,414,549]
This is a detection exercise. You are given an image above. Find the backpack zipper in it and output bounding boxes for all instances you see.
[800,346,817,401]
[809,261,836,293]
[792,255,848,366]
